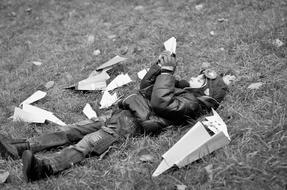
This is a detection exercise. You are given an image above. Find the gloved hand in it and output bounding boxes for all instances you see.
[157,50,177,74]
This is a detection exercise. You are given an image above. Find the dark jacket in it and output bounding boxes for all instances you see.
[106,63,225,137]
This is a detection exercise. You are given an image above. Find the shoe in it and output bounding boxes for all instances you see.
[22,150,53,182]
[0,135,19,159]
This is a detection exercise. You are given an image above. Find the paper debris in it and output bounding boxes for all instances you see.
[106,73,132,91]
[247,82,263,89]
[74,71,110,91]
[195,4,204,11]
[44,81,55,89]
[273,39,284,47]
[176,184,187,190]
[134,5,144,10]
[0,170,9,184]
[93,49,101,56]
[137,69,148,80]
[83,103,98,120]
[210,31,215,36]
[87,34,95,44]
[217,18,228,22]
[100,91,118,109]
[139,154,154,163]
[108,35,116,39]
[152,109,230,177]
[164,37,177,54]
[96,55,127,71]
[20,90,47,106]
[32,61,42,66]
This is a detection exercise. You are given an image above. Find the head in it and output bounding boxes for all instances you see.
[188,69,236,103]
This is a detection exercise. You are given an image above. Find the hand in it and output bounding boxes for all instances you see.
[158,51,177,74]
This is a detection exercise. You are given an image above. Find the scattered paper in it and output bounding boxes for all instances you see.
[217,18,228,22]
[96,55,127,71]
[152,109,230,177]
[210,31,215,36]
[176,184,187,190]
[20,90,47,106]
[44,81,54,89]
[137,69,148,80]
[83,103,98,120]
[164,37,177,54]
[139,154,154,163]
[134,5,144,10]
[106,73,132,91]
[247,82,263,89]
[108,34,116,39]
[273,39,284,47]
[87,34,95,44]
[195,4,204,11]
[32,61,42,66]
[93,49,101,56]
[100,91,118,109]
[0,170,9,184]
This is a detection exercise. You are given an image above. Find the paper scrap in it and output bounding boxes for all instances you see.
[100,91,118,109]
[273,39,284,47]
[93,49,101,56]
[83,103,98,120]
[32,61,42,66]
[137,69,148,80]
[13,107,46,123]
[76,71,110,91]
[20,90,47,106]
[0,170,9,184]
[96,55,127,71]
[195,4,204,11]
[164,37,176,54]
[247,82,263,90]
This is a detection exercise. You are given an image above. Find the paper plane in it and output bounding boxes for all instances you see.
[67,71,110,91]
[96,55,127,71]
[12,104,66,126]
[83,103,98,120]
[100,91,118,109]
[152,109,230,177]
[106,73,132,91]
[164,37,176,54]
[20,90,47,106]
[137,69,148,80]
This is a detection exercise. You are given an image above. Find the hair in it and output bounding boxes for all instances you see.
[207,77,229,103]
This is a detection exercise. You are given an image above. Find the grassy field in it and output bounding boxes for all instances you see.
[0,0,286,189]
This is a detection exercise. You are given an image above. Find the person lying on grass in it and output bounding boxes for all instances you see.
[0,50,236,182]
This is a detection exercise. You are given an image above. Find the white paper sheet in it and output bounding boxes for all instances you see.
[83,103,98,120]
[106,73,132,91]
[20,91,47,106]
[13,107,46,123]
[137,69,148,80]
[96,55,127,71]
[164,37,176,54]
[100,91,118,109]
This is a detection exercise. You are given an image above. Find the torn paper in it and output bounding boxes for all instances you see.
[100,91,118,109]
[137,69,148,80]
[96,55,127,71]
[83,103,98,120]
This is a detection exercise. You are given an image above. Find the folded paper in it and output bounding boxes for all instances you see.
[152,109,230,177]
[106,73,132,91]
[164,37,176,54]
[96,55,127,71]
[83,103,98,120]
[137,69,148,80]
[100,91,118,109]
[20,90,47,106]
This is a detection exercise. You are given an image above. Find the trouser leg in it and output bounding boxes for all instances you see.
[28,120,104,153]
[47,129,117,173]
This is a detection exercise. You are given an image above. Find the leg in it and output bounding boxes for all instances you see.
[0,120,104,160]
[22,129,118,182]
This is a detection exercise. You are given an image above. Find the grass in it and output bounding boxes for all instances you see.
[0,0,286,189]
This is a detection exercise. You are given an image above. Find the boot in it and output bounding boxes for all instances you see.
[0,135,30,160]
[22,150,53,182]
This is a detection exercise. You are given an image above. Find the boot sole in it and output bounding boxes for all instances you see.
[0,137,19,160]
[22,150,33,182]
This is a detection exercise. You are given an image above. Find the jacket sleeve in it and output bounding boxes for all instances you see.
[140,63,161,90]
[151,74,201,120]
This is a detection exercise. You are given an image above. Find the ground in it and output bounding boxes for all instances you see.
[0,0,286,189]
